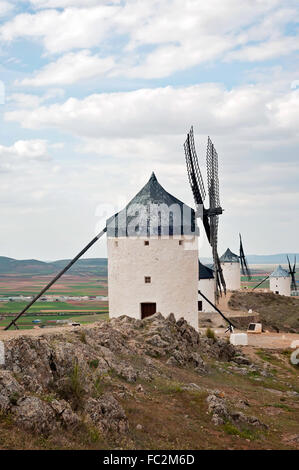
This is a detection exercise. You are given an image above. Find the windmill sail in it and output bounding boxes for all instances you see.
[287,255,297,291]
[184,128,226,299]
[184,127,211,239]
[239,233,251,279]
[206,137,226,298]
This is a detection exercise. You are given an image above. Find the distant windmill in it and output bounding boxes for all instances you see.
[253,255,296,294]
[184,127,226,299]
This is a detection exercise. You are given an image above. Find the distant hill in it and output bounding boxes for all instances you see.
[200,253,299,265]
[1,252,298,276]
[0,256,108,275]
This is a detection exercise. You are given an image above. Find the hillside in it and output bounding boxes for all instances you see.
[229,292,299,333]
[0,314,298,450]
[201,253,299,265]
[0,256,108,276]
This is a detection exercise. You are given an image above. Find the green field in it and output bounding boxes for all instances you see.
[0,312,109,330]
[0,301,108,314]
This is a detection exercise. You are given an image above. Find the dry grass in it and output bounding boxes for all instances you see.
[229,291,299,333]
[0,348,298,450]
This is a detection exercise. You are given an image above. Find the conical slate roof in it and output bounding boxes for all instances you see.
[106,172,198,237]
[269,265,290,278]
[198,261,214,280]
[220,248,240,263]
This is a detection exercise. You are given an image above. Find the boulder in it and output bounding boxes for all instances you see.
[85,394,128,433]
[0,370,24,412]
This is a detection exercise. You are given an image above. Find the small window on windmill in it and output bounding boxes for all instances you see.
[179,240,183,246]
[144,241,149,246]
[115,241,118,247]
[145,276,151,284]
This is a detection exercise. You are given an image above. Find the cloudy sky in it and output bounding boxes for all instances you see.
[0,0,298,261]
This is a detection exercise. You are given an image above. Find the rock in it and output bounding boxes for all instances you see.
[0,370,24,412]
[166,313,176,323]
[146,334,169,348]
[207,394,230,423]
[236,399,250,409]
[212,415,225,426]
[0,313,243,439]
[189,352,207,373]
[114,364,137,383]
[231,411,268,429]
[166,356,178,366]
[85,393,128,433]
[233,355,251,366]
[207,394,267,429]
[50,399,80,428]
[13,397,57,435]
[136,424,143,430]
[182,383,202,392]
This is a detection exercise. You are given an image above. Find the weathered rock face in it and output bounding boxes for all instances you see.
[85,394,128,434]
[0,370,24,412]
[0,314,237,436]
[207,392,267,429]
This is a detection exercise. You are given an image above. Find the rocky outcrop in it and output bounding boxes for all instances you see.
[85,394,128,434]
[207,392,267,429]
[0,313,237,436]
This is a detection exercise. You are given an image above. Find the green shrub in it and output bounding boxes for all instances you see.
[57,361,85,410]
[88,359,99,369]
[206,328,216,341]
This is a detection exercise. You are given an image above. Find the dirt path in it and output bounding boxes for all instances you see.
[205,328,299,349]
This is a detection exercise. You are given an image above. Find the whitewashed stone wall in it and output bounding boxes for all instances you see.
[221,262,241,291]
[198,278,217,312]
[270,276,291,296]
[107,236,199,330]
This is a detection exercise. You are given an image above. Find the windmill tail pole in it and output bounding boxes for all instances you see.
[5,227,107,331]
[198,290,235,331]
[253,275,270,290]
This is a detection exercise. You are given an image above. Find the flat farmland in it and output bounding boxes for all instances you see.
[0,273,108,297]
[0,312,109,330]
[0,274,109,330]
[0,300,108,314]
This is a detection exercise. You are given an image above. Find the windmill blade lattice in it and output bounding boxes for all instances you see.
[287,255,297,291]
[206,137,226,297]
[184,126,206,205]
[239,233,251,279]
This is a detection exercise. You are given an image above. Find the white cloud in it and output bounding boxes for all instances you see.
[0,1,13,17]
[28,0,120,7]
[0,140,50,172]
[8,89,65,108]
[1,0,298,80]
[0,5,120,54]
[226,36,299,62]
[17,50,115,86]
[5,84,299,146]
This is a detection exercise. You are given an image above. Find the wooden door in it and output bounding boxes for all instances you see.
[141,303,157,319]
